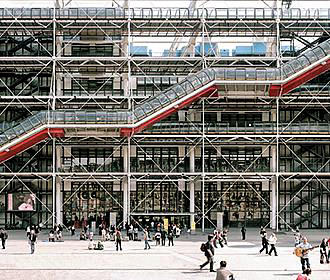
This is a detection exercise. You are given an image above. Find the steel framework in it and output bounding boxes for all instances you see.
[0,0,329,231]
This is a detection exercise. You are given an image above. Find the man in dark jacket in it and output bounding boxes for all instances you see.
[0,228,8,249]
[259,229,268,254]
[200,234,215,272]
[161,230,166,246]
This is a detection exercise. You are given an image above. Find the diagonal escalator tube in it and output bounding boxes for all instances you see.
[0,38,329,163]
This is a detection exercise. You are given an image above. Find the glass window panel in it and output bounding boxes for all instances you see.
[283,64,294,76]
[205,68,216,80]
[289,59,303,72]
[297,55,310,67]
[141,102,153,114]
[313,47,326,59]
[236,69,246,80]
[225,69,236,80]
[4,129,16,140]
[266,69,276,80]
[197,71,210,84]
[29,115,41,126]
[171,85,185,97]
[20,119,33,132]
[320,40,330,55]
[246,69,256,80]
[85,112,96,123]
[256,69,266,80]
[107,112,117,122]
[304,50,318,63]
[186,75,202,89]
[156,93,171,106]
[215,68,225,79]
[13,125,24,136]
[117,111,127,122]
[134,107,146,119]
[96,112,107,122]
[149,97,162,110]
[163,89,178,101]
[180,81,194,93]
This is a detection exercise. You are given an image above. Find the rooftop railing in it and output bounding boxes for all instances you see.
[0,7,329,20]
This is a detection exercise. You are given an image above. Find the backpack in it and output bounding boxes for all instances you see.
[200,242,206,252]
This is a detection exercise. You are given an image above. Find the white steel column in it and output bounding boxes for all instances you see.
[189,147,195,230]
[123,145,129,225]
[56,146,62,225]
[270,146,277,230]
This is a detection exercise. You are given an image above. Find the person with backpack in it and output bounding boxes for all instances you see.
[200,234,215,272]
[29,229,37,254]
[115,228,122,251]
[0,228,8,249]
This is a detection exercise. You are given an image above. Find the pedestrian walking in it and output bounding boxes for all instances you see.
[133,226,139,241]
[319,238,329,264]
[161,230,166,246]
[0,228,8,249]
[115,228,122,251]
[241,226,246,240]
[155,231,161,246]
[268,233,278,256]
[259,229,268,254]
[71,224,75,236]
[144,228,151,250]
[168,228,174,246]
[222,229,228,245]
[200,234,215,272]
[29,229,37,254]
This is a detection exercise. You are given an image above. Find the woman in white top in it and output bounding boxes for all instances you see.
[268,233,278,256]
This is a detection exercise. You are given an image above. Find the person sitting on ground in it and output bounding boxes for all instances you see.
[296,268,312,280]
[215,260,234,280]
[49,230,55,242]
[94,241,104,250]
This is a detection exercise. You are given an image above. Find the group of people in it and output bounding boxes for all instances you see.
[200,234,235,280]
[26,225,39,254]
[259,227,278,256]
[212,229,229,248]
[48,224,64,242]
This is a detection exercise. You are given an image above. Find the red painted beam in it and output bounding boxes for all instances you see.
[120,85,217,137]
[269,59,330,97]
[0,128,65,164]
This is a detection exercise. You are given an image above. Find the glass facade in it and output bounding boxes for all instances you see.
[0,5,329,230]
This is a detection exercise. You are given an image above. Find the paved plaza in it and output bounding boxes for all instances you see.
[0,228,329,280]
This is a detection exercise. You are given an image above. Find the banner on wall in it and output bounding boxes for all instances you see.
[109,212,117,228]
[164,218,168,231]
[7,193,36,211]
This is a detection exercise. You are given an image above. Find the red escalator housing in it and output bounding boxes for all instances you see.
[120,85,218,137]
[0,128,65,164]
[269,59,330,96]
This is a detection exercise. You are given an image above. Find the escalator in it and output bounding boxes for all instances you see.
[0,39,329,164]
